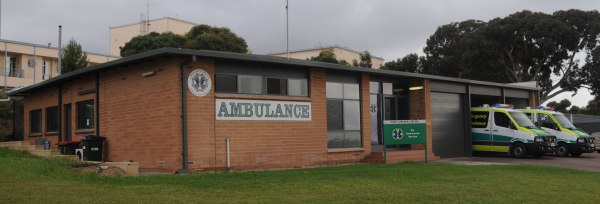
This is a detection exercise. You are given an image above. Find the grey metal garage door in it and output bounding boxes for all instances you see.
[431,92,466,158]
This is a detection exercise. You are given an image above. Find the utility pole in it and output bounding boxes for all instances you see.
[286,0,289,59]
[58,25,62,75]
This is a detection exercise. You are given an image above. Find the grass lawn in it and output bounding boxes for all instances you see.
[1,148,600,203]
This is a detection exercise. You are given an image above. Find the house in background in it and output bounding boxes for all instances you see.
[1,39,118,90]
[110,17,198,56]
[270,46,385,69]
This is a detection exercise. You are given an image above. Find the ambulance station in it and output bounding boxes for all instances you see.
[8,48,538,172]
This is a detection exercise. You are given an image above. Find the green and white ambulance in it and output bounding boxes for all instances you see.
[519,108,596,157]
[471,105,557,158]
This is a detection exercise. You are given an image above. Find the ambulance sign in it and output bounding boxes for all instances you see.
[383,120,426,145]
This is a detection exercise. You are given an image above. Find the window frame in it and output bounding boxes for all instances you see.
[326,81,362,149]
[76,99,95,130]
[215,74,309,97]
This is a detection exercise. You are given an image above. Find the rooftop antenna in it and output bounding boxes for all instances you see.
[139,0,151,35]
[286,0,289,59]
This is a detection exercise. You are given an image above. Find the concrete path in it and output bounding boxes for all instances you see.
[437,152,600,172]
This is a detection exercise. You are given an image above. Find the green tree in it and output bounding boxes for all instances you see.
[120,32,186,57]
[352,51,373,68]
[422,20,490,79]
[381,53,422,73]
[419,10,600,102]
[184,25,248,53]
[582,98,600,115]
[569,105,581,114]
[308,49,348,65]
[546,99,572,113]
[61,39,89,74]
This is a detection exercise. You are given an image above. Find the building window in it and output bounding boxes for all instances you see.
[30,109,42,134]
[267,78,287,95]
[215,74,308,97]
[287,79,308,96]
[77,100,94,130]
[42,60,51,80]
[238,75,263,94]
[327,82,361,149]
[45,106,59,133]
[215,74,237,93]
[4,56,19,77]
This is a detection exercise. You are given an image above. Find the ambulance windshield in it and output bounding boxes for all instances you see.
[509,112,536,128]
[552,113,576,130]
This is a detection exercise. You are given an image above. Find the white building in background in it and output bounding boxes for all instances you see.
[270,46,385,69]
[110,17,198,56]
[1,39,118,90]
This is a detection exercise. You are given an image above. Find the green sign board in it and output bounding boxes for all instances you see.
[383,120,427,145]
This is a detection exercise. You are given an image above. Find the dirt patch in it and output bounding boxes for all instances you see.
[74,165,127,176]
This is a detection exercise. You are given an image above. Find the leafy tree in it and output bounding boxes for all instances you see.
[184,25,248,53]
[546,99,572,113]
[61,39,89,74]
[422,20,490,79]
[119,25,249,57]
[569,105,581,114]
[120,32,186,57]
[308,49,348,65]
[352,51,373,68]
[417,9,600,102]
[582,98,600,115]
[381,53,422,73]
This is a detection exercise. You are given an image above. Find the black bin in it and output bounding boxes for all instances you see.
[81,135,106,161]
[58,141,81,155]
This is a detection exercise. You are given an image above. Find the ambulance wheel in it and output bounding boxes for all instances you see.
[571,152,582,157]
[556,143,570,157]
[511,143,527,158]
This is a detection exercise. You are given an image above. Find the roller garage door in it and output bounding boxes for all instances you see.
[431,92,467,158]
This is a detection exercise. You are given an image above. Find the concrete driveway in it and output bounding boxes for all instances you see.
[438,152,600,172]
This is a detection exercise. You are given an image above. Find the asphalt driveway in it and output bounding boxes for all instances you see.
[438,152,600,172]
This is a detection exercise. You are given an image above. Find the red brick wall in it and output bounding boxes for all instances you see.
[19,57,400,172]
[23,75,96,148]
[99,59,182,172]
[186,65,371,171]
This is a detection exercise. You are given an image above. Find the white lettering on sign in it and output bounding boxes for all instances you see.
[383,120,426,125]
[216,99,311,121]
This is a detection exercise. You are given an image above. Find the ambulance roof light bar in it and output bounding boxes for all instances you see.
[535,106,554,111]
[492,103,514,109]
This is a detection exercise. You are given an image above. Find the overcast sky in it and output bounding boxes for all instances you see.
[2,0,599,106]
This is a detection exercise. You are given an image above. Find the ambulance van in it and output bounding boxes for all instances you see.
[471,105,557,158]
[519,108,595,157]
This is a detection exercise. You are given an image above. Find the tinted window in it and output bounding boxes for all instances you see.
[215,74,237,93]
[471,111,488,128]
[77,100,94,130]
[45,106,58,133]
[326,82,343,99]
[30,109,42,134]
[267,78,287,95]
[326,100,343,130]
[494,112,511,128]
[536,113,557,129]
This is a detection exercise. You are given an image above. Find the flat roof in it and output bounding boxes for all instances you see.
[0,39,119,58]
[8,47,537,96]
[268,45,385,60]
[109,17,199,30]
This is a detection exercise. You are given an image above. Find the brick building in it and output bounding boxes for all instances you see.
[8,48,538,172]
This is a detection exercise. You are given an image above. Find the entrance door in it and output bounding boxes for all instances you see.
[64,104,72,141]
